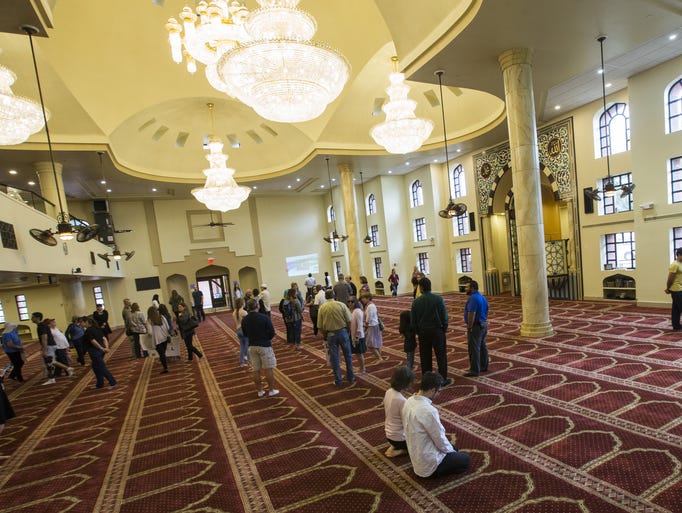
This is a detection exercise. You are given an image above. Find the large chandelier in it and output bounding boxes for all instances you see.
[191,103,251,212]
[0,63,45,146]
[215,0,350,123]
[370,57,433,154]
[165,0,250,92]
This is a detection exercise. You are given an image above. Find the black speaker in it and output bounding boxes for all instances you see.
[469,212,476,232]
[583,188,595,214]
[90,251,96,265]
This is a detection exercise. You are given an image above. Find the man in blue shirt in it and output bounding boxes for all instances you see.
[463,280,489,377]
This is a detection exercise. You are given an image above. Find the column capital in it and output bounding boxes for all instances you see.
[337,162,353,175]
[34,161,63,175]
[498,48,534,70]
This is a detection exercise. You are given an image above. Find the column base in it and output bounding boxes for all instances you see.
[520,321,554,338]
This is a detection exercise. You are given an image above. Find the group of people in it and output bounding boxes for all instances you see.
[122,290,204,374]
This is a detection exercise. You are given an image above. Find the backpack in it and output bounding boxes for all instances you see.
[282,300,294,323]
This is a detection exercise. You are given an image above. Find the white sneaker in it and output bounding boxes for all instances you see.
[257,390,266,398]
[42,378,56,385]
[268,389,280,397]
[66,367,74,377]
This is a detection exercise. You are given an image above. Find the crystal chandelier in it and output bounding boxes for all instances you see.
[0,63,45,146]
[165,0,250,91]
[191,103,251,212]
[216,0,350,123]
[370,57,433,154]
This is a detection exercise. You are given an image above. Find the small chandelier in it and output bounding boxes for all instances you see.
[216,0,350,123]
[191,103,251,212]
[371,56,433,154]
[0,63,45,146]
[165,0,250,87]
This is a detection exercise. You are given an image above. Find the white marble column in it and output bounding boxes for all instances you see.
[35,161,68,221]
[498,48,553,337]
[61,278,86,321]
[481,215,496,271]
[338,163,362,282]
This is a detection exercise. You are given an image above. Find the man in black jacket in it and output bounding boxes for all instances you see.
[241,299,280,397]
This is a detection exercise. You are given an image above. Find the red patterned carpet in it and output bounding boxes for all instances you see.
[1,294,681,512]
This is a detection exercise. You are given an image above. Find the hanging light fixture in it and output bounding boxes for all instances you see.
[165,0,250,91]
[216,0,350,123]
[23,26,100,247]
[98,246,135,263]
[0,62,45,146]
[434,70,467,219]
[585,36,636,202]
[359,171,372,244]
[370,56,433,154]
[322,157,348,244]
[191,103,251,212]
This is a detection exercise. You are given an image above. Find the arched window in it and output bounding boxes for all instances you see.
[452,165,466,198]
[666,77,682,134]
[411,180,423,207]
[327,205,335,223]
[595,102,630,158]
[367,193,377,215]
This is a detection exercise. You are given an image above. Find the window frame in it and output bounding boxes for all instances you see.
[414,217,427,242]
[666,77,682,134]
[370,224,379,247]
[600,172,633,215]
[327,205,335,223]
[597,102,630,158]
[329,231,339,252]
[93,286,105,308]
[410,180,424,207]
[453,212,470,237]
[459,247,472,273]
[367,194,377,215]
[673,226,682,257]
[603,231,636,270]
[671,155,682,204]
[15,294,29,321]
[417,252,430,275]
[0,299,5,324]
[452,164,466,198]
[374,257,383,279]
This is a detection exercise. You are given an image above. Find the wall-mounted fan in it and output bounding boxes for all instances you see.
[76,224,101,242]
[98,247,135,262]
[585,181,636,201]
[438,201,467,219]
[29,228,58,246]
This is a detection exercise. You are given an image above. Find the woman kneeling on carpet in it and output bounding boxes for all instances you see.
[383,365,414,457]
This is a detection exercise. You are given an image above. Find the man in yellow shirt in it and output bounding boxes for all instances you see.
[665,248,682,331]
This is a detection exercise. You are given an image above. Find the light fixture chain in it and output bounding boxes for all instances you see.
[598,36,612,180]
[436,71,454,201]
[326,157,339,233]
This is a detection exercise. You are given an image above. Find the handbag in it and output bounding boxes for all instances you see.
[378,316,385,331]
[184,316,199,331]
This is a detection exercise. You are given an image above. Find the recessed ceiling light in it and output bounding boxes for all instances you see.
[597,68,604,75]
[253,186,258,189]
[433,159,438,162]
[669,33,678,41]
[388,170,392,174]
[332,178,336,182]
[106,188,112,193]
[287,185,292,189]
[296,177,300,182]
[405,162,410,166]
[554,105,561,110]
[28,180,35,186]
[152,188,157,192]
[320,184,325,188]
[456,148,461,153]
[100,179,106,185]
[605,82,612,88]
[9,169,17,175]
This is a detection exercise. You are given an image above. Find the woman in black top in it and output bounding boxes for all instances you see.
[80,317,117,389]
[177,303,203,362]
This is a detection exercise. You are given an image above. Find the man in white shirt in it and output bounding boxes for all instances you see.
[309,285,326,336]
[260,283,271,316]
[402,372,470,478]
[304,273,316,298]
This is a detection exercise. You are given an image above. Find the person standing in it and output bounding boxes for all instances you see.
[333,274,352,305]
[177,303,203,362]
[66,316,86,367]
[233,297,250,368]
[304,273,316,298]
[402,372,471,478]
[345,276,358,297]
[122,298,137,358]
[399,310,417,370]
[260,284,272,317]
[129,303,146,358]
[279,288,303,349]
[348,296,366,373]
[463,280,489,377]
[0,364,16,439]
[361,293,384,361]
[92,304,112,336]
[241,298,279,397]
[665,247,682,331]
[148,306,171,374]
[308,284,326,336]
[317,290,355,387]
[169,290,185,319]
[192,286,206,322]
[1,323,25,382]
[80,317,117,390]
[31,312,73,385]
[410,277,451,386]
[389,268,400,296]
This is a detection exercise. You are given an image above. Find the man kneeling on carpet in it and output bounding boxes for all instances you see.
[241,298,279,398]
[402,372,471,478]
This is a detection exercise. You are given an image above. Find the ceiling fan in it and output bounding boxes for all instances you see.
[438,200,468,219]
[195,211,234,227]
[98,247,135,263]
[586,36,636,202]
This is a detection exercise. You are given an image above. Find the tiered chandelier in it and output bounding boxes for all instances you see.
[191,103,251,212]
[370,56,433,154]
[166,0,350,123]
[0,63,45,146]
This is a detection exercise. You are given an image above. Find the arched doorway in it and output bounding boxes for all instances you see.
[238,266,258,296]
[196,264,232,311]
[166,274,190,305]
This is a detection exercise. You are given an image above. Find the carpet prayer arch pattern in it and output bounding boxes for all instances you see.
[0,294,680,512]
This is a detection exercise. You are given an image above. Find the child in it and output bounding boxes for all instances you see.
[399,310,417,370]
[383,365,415,457]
